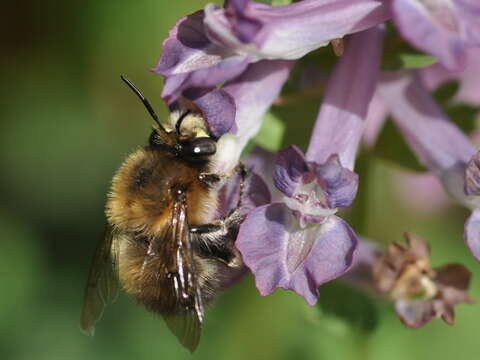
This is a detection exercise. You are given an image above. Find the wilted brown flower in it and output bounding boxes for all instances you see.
[372,233,473,328]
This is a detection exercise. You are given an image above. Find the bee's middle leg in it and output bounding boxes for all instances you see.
[190,209,243,268]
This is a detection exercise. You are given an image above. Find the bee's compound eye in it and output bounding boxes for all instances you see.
[185,138,216,158]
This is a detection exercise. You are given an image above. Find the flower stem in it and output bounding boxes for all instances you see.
[348,152,373,236]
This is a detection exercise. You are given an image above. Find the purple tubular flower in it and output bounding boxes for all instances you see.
[377,71,480,261]
[420,47,480,106]
[205,0,390,60]
[237,146,358,305]
[154,0,389,103]
[392,0,480,70]
[363,90,389,148]
[465,209,480,262]
[378,71,475,175]
[306,26,384,170]
[153,10,250,103]
[212,60,294,173]
[236,27,386,305]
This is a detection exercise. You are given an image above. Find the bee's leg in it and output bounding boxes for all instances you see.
[197,173,221,189]
[190,207,242,235]
[198,162,247,192]
[234,162,247,208]
[190,209,243,268]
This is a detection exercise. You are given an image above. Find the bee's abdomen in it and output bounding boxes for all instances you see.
[119,238,219,316]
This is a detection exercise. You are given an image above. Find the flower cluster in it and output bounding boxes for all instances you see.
[152,0,479,331]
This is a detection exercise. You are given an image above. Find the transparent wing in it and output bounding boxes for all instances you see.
[163,311,202,353]
[160,197,204,352]
[80,225,120,335]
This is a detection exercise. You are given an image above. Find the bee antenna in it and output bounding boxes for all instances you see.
[120,75,166,132]
[175,110,191,134]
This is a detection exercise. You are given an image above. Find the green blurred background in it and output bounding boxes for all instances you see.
[1,1,478,359]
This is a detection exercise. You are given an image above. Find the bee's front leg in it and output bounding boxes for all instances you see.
[197,173,222,189]
[198,162,247,191]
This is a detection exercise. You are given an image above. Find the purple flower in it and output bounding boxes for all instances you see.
[153,0,390,103]
[205,0,389,60]
[167,59,293,174]
[153,10,251,104]
[392,0,480,70]
[211,60,294,173]
[306,25,384,169]
[236,147,359,305]
[420,47,480,106]
[236,26,384,305]
[376,70,480,261]
[379,71,475,175]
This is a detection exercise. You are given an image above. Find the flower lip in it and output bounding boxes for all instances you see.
[274,146,358,226]
[274,145,310,198]
[284,177,338,228]
[236,203,358,306]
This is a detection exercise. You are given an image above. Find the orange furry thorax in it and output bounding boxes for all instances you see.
[105,147,217,238]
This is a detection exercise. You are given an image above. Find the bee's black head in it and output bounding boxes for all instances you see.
[149,129,217,163]
[119,75,218,163]
[178,136,217,162]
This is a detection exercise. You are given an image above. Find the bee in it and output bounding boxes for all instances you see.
[80,75,246,352]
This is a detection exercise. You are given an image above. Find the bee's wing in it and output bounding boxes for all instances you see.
[160,197,204,353]
[80,225,120,335]
[163,310,202,353]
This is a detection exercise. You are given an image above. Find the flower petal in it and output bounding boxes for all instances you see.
[236,203,358,305]
[205,0,390,60]
[464,151,480,196]
[181,88,235,137]
[306,26,384,170]
[456,0,480,44]
[435,263,472,291]
[378,71,476,174]
[216,170,271,218]
[394,299,436,328]
[245,146,284,201]
[212,60,293,173]
[315,155,359,208]
[392,0,480,70]
[363,90,389,148]
[420,47,480,106]
[152,10,250,103]
[223,60,294,134]
[464,209,480,261]
[274,145,309,197]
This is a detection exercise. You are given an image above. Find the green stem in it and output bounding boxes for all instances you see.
[348,152,374,237]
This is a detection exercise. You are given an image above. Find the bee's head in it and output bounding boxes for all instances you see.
[149,110,217,163]
[119,75,217,163]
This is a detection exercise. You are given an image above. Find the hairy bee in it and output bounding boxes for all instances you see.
[80,76,245,352]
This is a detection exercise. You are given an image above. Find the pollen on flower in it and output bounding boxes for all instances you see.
[283,178,337,227]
